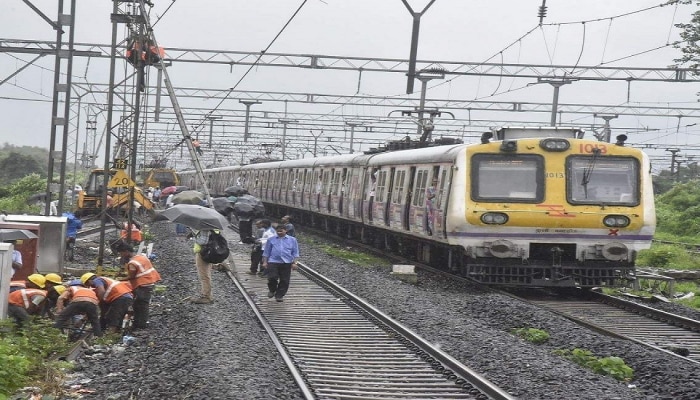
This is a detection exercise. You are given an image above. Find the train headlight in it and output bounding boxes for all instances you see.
[481,212,508,225]
[539,138,570,152]
[602,242,628,261]
[603,215,630,228]
[500,140,517,152]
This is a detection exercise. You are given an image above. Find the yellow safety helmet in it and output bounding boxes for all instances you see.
[54,285,66,296]
[45,273,63,285]
[80,272,96,285]
[27,273,46,289]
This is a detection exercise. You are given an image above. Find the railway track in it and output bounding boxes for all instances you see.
[518,290,700,364]
[296,223,700,367]
[225,252,513,400]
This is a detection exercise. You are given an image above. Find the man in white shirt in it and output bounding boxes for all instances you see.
[5,240,23,277]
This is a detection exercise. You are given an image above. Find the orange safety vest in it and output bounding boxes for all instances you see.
[127,254,161,288]
[97,277,132,304]
[68,286,99,303]
[10,280,26,290]
[8,289,47,309]
[120,223,143,242]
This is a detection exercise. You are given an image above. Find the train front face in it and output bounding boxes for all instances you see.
[457,137,656,287]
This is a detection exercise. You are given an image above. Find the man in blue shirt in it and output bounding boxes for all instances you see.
[261,225,299,302]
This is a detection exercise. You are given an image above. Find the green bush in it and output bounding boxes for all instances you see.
[0,319,73,397]
[637,244,700,270]
[554,348,633,381]
[511,327,550,344]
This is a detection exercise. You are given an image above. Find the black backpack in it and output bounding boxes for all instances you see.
[200,231,230,264]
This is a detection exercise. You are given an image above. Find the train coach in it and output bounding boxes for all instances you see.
[181,127,656,288]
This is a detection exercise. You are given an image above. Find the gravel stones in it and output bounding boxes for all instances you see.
[69,223,700,399]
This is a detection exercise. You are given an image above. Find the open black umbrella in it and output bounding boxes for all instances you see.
[154,204,228,230]
[233,195,265,219]
[0,228,38,241]
[224,185,248,197]
[212,197,235,216]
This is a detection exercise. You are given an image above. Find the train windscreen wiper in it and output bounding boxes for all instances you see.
[580,148,601,199]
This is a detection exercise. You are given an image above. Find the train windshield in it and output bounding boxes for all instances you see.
[568,156,639,205]
[471,154,544,202]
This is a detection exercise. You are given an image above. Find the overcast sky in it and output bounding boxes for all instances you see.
[1,0,698,170]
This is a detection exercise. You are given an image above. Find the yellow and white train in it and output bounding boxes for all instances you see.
[181,127,656,288]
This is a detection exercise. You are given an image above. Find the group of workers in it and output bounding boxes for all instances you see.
[7,241,160,337]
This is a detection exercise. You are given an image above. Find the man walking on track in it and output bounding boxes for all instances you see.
[261,225,299,302]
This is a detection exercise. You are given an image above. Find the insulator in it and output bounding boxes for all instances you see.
[538,5,548,19]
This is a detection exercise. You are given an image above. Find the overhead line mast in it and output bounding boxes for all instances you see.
[136,0,213,206]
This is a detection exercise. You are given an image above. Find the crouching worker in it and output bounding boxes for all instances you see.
[53,285,103,337]
[7,286,47,327]
[115,241,161,330]
[81,272,133,334]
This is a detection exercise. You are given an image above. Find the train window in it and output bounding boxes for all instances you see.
[471,155,544,202]
[568,156,639,206]
[392,170,405,203]
[331,170,341,195]
[413,170,429,206]
[376,170,388,202]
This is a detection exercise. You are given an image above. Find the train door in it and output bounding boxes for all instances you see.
[312,170,322,211]
[339,168,349,217]
[411,168,430,235]
[433,167,449,238]
[383,168,394,226]
[363,168,377,224]
[346,168,358,220]
[320,170,332,213]
[301,169,310,208]
[281,170,289,203]
[403,167,416,230]
[389,169,406,229]
[262,171,270,201]
[330,169,342,214]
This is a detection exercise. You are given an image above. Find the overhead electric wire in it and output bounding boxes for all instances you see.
[188,0,309,139]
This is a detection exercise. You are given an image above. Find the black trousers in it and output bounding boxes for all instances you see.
[267,262,292,299]
[132,285,154,329]
[7,305,29,326]
[250,247,263,272]
[239,220,253,243]
[101,296,133,330]
[54,301,103,336]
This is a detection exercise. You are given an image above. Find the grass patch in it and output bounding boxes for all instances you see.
[319,243,391,267]
[553,348,633,382]
[0,319,74,398]
[511,327,550,344]
[298,234,391,267]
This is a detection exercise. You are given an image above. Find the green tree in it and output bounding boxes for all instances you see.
[674,1,700,70]
[0,174,46,214]
[0,152,44,185]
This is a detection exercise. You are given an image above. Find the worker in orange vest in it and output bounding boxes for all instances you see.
[54,284,103,337]
[120,221,143,243]
[8,286,48,327]
[115,242,161,330]
[81,272,133,334]
[192,138,203,155]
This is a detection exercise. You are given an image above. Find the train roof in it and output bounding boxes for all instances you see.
[366,143,466,166]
